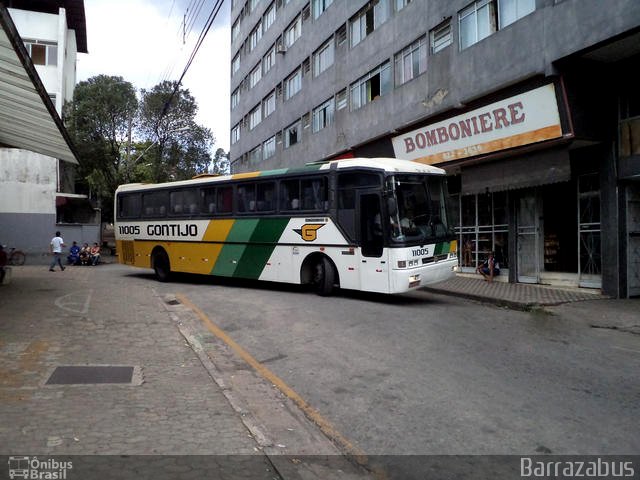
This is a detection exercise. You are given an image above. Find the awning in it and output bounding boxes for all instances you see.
[0,5,79,164]
[461,147,571,195]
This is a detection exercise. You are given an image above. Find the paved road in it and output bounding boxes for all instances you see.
[2,263,639,479]
[152,269,640,460]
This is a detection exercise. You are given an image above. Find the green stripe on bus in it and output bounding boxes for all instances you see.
[259,168,289,177]
[434,241,449,255]
[234,218,290,279]
[211,219,259,276]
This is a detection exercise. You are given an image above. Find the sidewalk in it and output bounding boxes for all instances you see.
[422,273,607,309]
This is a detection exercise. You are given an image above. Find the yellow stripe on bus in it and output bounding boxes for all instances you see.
[231,172,261,179]
[202,219,235,242]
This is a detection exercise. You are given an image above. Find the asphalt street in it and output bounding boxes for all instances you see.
[1,262,639,480]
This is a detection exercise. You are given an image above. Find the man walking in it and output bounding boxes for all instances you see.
[49,231,66,272]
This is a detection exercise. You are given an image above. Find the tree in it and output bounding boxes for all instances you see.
[64,75,138,219]
[211,148,230,175]
[138,81,214,183]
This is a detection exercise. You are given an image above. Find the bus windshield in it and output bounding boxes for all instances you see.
[388,174,453,244]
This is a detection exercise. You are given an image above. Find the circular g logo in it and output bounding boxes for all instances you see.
[294,224,325,242]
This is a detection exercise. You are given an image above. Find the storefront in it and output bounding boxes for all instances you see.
[391,80,608,290]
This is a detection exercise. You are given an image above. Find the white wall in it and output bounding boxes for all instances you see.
[8,7,78,114]
[0,149,57,214]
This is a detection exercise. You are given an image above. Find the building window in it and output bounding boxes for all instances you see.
[263,136,276,160]
[24,40,57,66]
[313,38,334,77]
[459,0,497,50]
[231,124,241,144]
[350,0,391,47]
[248,145,262,165]
[284,68,302,100]
[498,0,535,28]
[263,45,276,74]
[395,0,412,11]
[430,19,452,53]
[263,2,276,31]
[232,18,240,42]
[232,53,240,75]
[284,15,302,47]
[284,120,301,148]
[231,88,240,110]
[248,104,262,130]
[263,90,276,118]
[249,63,262,88]
[313,98,335,133]
[250,21,263,51]
[313,0,334,19]
[350,61,391,110]
[336,88,348,110]
[249,0,260,13]
[394,36,426,86]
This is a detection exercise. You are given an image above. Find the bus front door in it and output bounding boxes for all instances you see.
[358,192,388,292]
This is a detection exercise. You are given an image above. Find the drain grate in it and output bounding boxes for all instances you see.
[46,366,135,385]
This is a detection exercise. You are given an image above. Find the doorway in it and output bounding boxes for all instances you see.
[516,193,540,283]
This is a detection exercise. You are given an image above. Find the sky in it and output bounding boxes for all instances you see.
[76,0,232,151]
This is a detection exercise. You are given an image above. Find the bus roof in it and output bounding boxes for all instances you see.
[116,157,445,193]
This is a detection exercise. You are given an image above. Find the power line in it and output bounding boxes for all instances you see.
[157,0,225,129]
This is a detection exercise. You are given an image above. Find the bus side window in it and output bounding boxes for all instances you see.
[257,182,275,211]
[237,184,256,213]
[118,194,141,219]
[280,179,300,211]
[301,178,327,211]
[218,186,233,213]
[143,192,167,218]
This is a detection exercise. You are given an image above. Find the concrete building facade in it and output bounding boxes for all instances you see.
[0,1,97,259]
[229,0,640,297]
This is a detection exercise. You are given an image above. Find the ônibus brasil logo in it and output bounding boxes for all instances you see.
[8,456,72,479]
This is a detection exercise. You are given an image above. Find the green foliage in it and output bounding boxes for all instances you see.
[138,81,214,183]
[64,75,137,218]
[65,77,219,221]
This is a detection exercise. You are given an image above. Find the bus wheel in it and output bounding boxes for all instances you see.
[152,249,171,282]
[313,257,335,296]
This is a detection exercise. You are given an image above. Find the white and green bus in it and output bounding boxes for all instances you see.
[114,157,457,295]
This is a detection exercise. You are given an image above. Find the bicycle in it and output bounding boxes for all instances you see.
[8,247,26,266]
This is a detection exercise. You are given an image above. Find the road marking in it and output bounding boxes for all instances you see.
[175,293,373,469]
[55,289,93,315]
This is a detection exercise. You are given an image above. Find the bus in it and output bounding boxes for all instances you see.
[114,157,457,295]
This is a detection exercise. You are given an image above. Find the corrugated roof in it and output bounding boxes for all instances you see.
[0,4,79,164]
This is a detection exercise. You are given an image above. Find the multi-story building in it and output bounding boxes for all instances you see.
[229,0,640,297]
[0,0,96,258]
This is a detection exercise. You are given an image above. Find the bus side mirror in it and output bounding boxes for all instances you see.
[387,198,397,217]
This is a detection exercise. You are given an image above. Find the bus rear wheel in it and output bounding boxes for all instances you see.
[313,257,336,296]
[152,249,171,282]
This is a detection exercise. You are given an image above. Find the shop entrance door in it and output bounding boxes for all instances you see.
[578,173,602,288]
[517,193,540,283]
[627,185,640,297]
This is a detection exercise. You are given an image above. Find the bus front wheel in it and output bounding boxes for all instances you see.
[313,257,336,296]
[152,249,171,282]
